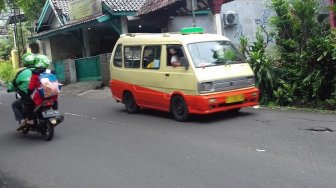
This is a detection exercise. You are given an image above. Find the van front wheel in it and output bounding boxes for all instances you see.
[123,92,139,114]
[171,96,189,122]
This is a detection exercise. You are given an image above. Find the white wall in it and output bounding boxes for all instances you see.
[36,39,54,69]
[221,0,329,46]
[37,39,52,59]
[319,0,331,14]
[221,0,275,46]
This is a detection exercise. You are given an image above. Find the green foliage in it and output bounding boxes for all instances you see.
[0,39,13,60]
[240,29,275,104]
[269,0,336,108]
[242,0,336,109]
[325,92,336,110]
[0,0,5,12]
[16,0,46,21]
[331,29,336,60]
[0,0,46,22]
[14,23,31,52]
[273,80,297,105]
[0,60,16,82]
[4,22,32,62]
[239,36,249,56]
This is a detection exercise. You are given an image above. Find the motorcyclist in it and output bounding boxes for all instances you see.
[7,52,36,130]
[27,54,59,110]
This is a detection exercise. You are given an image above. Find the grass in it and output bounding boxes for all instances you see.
[0,60,16,82]
[263,103,336,114]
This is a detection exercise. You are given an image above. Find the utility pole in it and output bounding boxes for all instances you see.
[191,0,196,27]
[18,9,24,51]
[8,0,22,66]
[330,0,335,28]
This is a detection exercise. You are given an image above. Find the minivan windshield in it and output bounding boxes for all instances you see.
[187,41,245,68]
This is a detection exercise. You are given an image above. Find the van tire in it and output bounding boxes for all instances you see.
[123,92,139,114]
[171,95,189,122]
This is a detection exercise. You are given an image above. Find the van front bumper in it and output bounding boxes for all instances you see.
[187,87,259,115]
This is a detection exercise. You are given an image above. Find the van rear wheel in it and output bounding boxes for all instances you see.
[123,92,139,114]
[171,95,189,122]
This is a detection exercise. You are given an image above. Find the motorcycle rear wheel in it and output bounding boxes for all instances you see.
[41,121,54,141]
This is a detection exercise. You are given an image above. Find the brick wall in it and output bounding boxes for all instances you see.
[62,54,111,86]
[99,53,112,87]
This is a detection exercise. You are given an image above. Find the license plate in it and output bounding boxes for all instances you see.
[226,94,244,104]
[42,110,60,118]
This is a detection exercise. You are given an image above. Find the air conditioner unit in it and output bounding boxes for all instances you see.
[223,11,239,27]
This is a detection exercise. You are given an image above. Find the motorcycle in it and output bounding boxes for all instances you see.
[19,97,64,141]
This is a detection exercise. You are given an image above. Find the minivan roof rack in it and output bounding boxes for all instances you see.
[120,32,181,37]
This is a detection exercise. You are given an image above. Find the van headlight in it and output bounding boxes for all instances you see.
[200,82,213,92]
[247,77,255,85]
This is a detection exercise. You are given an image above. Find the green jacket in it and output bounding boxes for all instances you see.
[7,68,33,94]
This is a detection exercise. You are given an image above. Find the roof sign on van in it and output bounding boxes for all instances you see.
[180,27,204,35]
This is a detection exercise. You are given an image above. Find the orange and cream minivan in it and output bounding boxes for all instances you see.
[109,27,259,121]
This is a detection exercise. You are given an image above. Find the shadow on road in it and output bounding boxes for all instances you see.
[1,131,58,144]
[126,108,255,123]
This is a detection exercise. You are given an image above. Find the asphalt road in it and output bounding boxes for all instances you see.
[1,86,336,188]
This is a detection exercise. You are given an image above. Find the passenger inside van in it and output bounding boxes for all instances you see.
[168,47,181,67]
[145,54,155,68]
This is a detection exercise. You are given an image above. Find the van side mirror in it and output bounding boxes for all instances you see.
[180,57,189,69]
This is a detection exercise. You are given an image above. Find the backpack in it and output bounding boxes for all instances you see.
[38,70,61,98]
[12,68,30,97]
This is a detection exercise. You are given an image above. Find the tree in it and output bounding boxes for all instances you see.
[0,38,13,60]
[0,0,46,22]
[0,0,45,64]
[269,0,336,108]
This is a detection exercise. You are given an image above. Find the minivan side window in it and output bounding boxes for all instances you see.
[124,46,141,68]
[113,44,122,67]
[167,45,185,66]
[143,46,161,69]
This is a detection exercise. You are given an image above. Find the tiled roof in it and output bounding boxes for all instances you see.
[51,0,146,15]
[31,14,108,39]
[51,0,69,15]
[137,0,182,16]
[102,0,147,12]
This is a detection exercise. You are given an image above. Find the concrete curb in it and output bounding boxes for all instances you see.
[60,81,104,96]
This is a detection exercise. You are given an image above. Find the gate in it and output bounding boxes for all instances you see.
[75,56,102,82]
[54,60,65,82]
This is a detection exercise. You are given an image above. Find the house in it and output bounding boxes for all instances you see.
[137,0,233,35]
[29,0,147,84]
[30,0,148,61]
[137,0,335,46]
[28,0,335,85]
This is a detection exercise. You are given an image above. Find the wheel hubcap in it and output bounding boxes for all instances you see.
[175,101,184,115]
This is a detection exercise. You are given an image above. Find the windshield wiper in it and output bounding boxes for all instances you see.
[196,62,216,68]
[214,60,231,65]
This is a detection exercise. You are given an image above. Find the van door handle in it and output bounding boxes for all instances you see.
[165,74,170,77]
